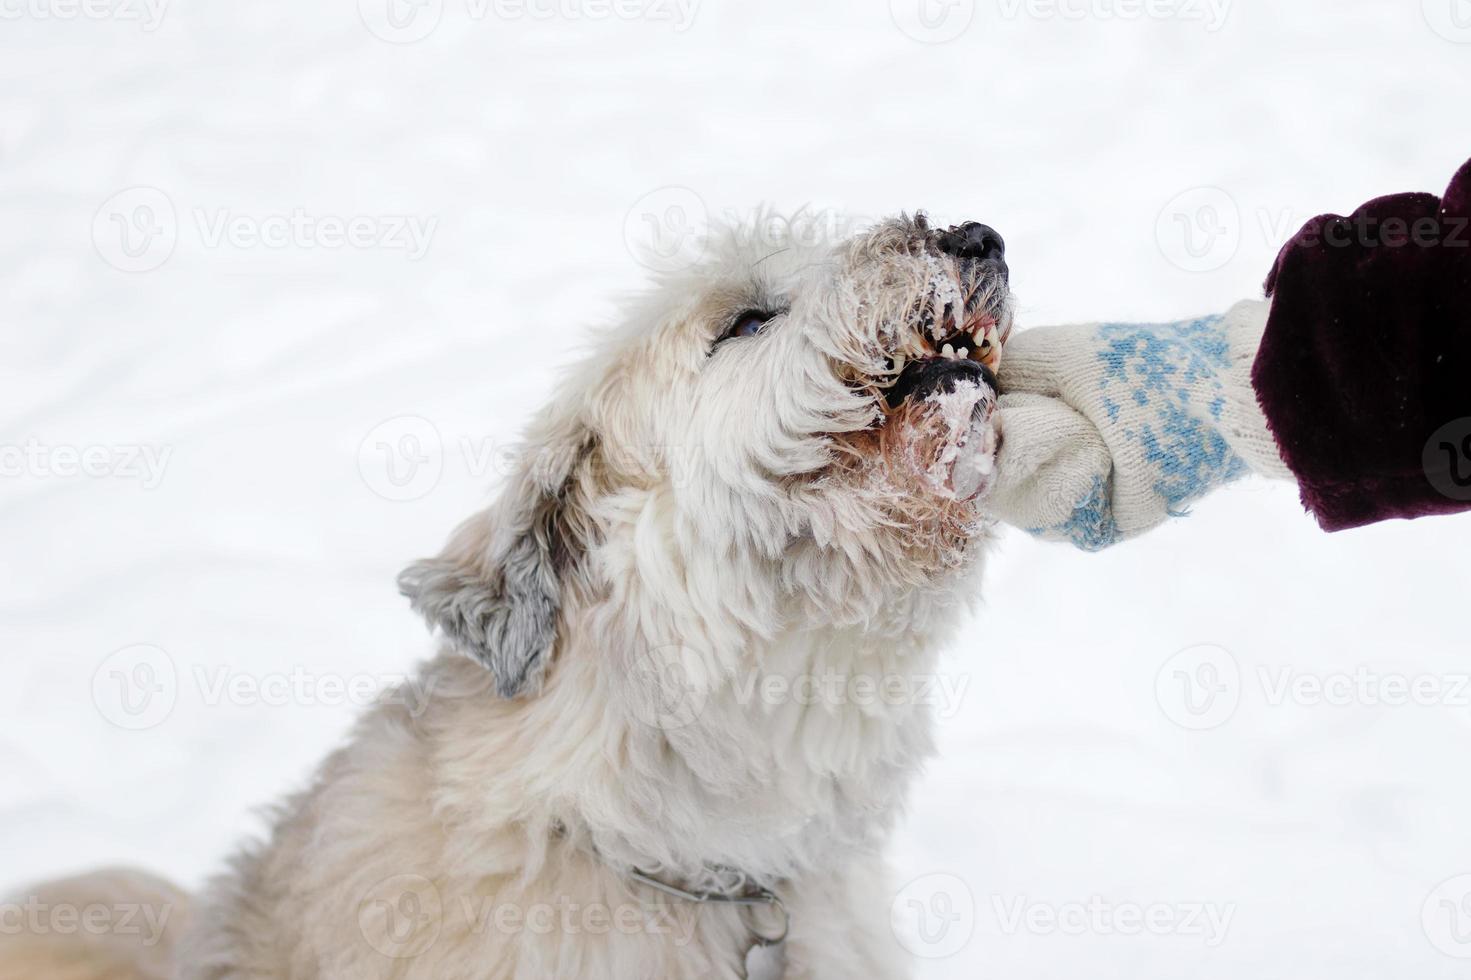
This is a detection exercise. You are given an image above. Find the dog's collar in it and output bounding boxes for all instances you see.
[626,866,789,980]
[552,819,790,980]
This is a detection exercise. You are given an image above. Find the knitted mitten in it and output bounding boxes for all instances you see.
[987,299,1290,550]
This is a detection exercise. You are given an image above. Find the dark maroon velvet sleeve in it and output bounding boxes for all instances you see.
[1254,157,1471,532]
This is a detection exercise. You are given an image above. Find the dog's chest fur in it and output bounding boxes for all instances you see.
[174,585,973,980]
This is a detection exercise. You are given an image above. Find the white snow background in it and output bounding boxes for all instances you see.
[3,0,1471,975]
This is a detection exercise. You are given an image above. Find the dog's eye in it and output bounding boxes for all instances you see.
[717,310,777,345]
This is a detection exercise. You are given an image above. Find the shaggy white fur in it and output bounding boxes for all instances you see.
[2,213,1012,980]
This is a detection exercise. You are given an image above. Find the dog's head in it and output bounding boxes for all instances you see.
[400,213,1013,697]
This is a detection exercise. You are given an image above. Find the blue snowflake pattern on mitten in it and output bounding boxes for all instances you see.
[1026,315,1249,549]
[1095,315,1247,513]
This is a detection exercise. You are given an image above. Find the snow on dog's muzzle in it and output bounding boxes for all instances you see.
[881,361,999,503]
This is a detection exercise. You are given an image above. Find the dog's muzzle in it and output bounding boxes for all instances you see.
[881,218,1009,411]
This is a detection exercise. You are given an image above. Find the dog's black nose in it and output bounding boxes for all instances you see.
[936,222,1006,265]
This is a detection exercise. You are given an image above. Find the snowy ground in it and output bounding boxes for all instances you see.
[4,0,1471,975]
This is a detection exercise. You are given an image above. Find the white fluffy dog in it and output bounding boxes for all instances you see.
[3,213,1013,980]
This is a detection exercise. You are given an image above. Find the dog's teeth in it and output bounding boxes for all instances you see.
[892,354,906,372]
[957,347,968,359]
[942,343,955,358]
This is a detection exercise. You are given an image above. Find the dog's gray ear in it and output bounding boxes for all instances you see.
[397,417,591,698]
